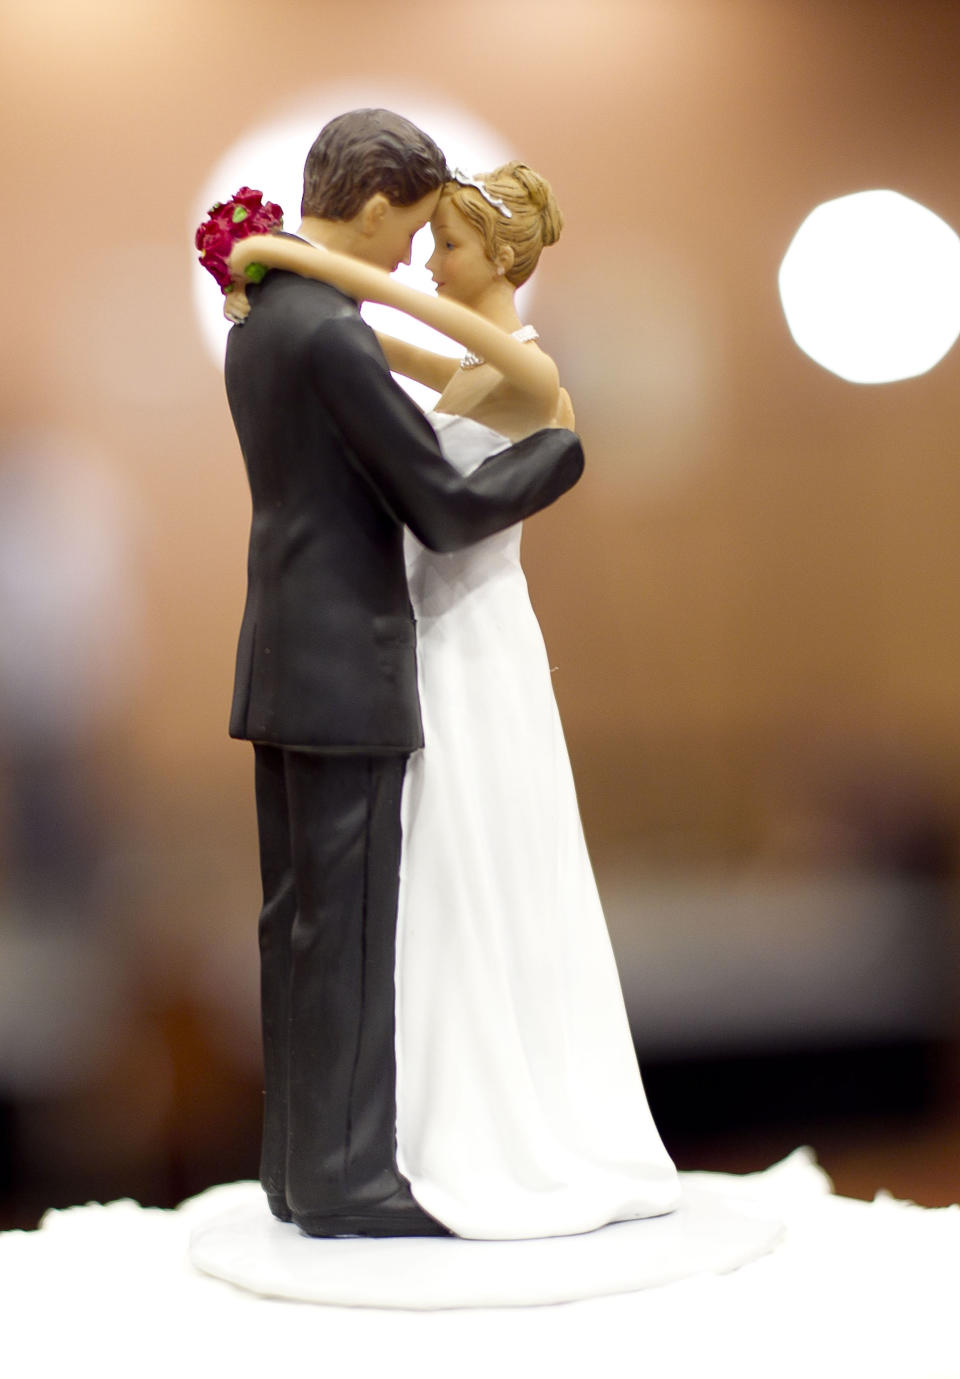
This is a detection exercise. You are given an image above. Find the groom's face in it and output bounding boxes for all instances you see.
[361,189,442,272]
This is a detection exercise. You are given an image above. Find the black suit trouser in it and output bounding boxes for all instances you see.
[253,744,409,1218]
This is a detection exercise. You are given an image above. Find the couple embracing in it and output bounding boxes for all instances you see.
[217,108,678,1241]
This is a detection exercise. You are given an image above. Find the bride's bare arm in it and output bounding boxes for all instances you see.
[375,334,460,392]
[228,235,561,422]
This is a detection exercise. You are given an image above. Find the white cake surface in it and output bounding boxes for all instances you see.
[189,1177,783,1307]
[3,1150,958,1379]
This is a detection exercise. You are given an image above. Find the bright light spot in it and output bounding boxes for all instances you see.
[778,190,960,384]
[191,86,530,406]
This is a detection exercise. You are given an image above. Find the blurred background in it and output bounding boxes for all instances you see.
[1,0,958,1229]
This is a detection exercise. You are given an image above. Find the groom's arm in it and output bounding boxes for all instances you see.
[312,315,583,554]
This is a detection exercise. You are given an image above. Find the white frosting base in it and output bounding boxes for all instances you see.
[188,1178,783,1308]
[3,1150,958,1379]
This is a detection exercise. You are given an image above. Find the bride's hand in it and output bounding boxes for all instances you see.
[552,387,575,429]
[224,284,252,325]
[225,235,275,324]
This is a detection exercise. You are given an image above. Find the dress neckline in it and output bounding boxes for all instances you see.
[459,324,539,371]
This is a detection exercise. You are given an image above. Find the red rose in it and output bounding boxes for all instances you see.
[197,223,236,290]
[195,187,284,294]
[198,225,233,257]
[246,207,276,236]
[232,187,265,211]
[260,199,283,224]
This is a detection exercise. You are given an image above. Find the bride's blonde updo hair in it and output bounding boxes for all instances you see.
[445,161,563,287]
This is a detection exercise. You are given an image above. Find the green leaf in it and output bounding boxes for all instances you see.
[244,262,268,283]
[232,206,250,224]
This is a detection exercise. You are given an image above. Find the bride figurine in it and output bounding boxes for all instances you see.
[229,163,679,1240]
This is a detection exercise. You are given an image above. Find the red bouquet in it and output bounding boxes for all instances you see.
[195,187,283,293]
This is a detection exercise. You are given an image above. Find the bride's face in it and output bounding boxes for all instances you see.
[426,199,498,307]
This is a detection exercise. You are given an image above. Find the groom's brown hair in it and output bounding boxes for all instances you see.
[301,109,448,221]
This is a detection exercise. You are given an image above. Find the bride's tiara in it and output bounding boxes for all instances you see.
[450,169,512,219]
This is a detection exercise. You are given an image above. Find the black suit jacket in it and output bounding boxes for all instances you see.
[225,269,584,751]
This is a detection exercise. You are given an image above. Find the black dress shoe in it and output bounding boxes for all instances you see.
[266,1192,293,1223]
[293,1187,451,1238]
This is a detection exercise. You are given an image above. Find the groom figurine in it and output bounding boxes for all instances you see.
[225,109,583,1237]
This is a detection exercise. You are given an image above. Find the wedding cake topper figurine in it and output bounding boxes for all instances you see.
[200,108,678,1242]
[204,109,586,1239]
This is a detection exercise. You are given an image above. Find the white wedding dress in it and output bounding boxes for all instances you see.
[395,412,679,1240]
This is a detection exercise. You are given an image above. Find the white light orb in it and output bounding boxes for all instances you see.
[778,190,960,384]
[191,87,527,406]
